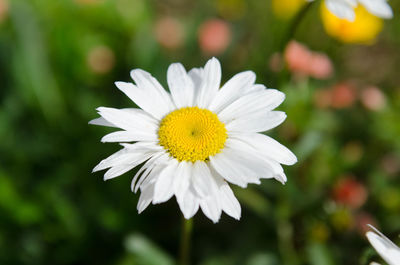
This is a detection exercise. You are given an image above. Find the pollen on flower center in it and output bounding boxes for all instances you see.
[158,107,227,162]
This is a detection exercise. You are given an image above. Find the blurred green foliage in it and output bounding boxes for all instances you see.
[1,0,400,264]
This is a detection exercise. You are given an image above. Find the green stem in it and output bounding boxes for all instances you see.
[276,1,315,85]
[279,1,315,53]
[179,217,193,265]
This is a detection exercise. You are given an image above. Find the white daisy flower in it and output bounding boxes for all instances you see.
[90,57,297,223]
[366,225,400,265]
[309,0,393,21]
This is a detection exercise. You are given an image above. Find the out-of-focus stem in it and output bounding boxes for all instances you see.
[277,1,315,85]
[280,1,315,53]
[277,220,300,265]
[179,217,193,265]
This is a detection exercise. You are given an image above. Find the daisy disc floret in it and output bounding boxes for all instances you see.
[90,58,297,223]
[158,107,227,162]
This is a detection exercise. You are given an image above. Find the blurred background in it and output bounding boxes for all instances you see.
[1,0,400,264]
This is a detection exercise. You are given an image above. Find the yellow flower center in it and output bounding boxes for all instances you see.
[158,107,227,162]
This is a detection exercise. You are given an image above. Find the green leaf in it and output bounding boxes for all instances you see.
[306,243,334,265]
[124,233,175,265]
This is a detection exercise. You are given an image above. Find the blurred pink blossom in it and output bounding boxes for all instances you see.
[284,40,333,79]
[330,82,356,109]
[314,89,332,109]
[0,0,8,22]
[355,212,377,235]
[360,86,386,111]
[285,41,312,76]
[333,177,368,209]
[381,154,400,176]
[154,17,184,50]
[308,53,333,79]
[314,82,358,109]
[198,19,231,55]
[87,45,115,74]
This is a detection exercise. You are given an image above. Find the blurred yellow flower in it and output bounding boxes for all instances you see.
[331,207,354,231]
[272,0,306,20]
[310,222,330,243]
[321,3,383,44]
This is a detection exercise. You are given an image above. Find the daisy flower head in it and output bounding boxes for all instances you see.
[366,225,400,265]
[309,0,393,21]
[90,58,297,223]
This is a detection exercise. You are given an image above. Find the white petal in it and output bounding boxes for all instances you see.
[121,141,163,151]
[96,107,158,134]
[176,187,200,219]
[209,71,256,113]
[104,164,136,180]
[115,74,172,120]
[211,172,241,220]
[153,159,179,204]
[137,184,154,213]
[93,148,153,173]
[101,131,157,142]
[326,0,356,21]
[91,108,158,128]
[246,84,268,93]
[347,0,358,6]
[367,224,398,248]
[89,117,117,127]
[93,148,129,172]
[139,163,165,191]
[219,184,241,220]
[134,154,169,193]
[224,138,277,180]
[263,158,287,184]
[224,135,287,185]
[188,67,204,90]
[210,147,265,188]
[122,108,159,123]
[131,152,168,192]
[167,63,195,108]
[195,58,221,108]
[359,0,393,19]
[218,89,285,123]
[225,111,287,133]
[173,161,191,201]
[191,161,219,198]
[366,227,400,265]
[200,194,222,223]
[130,69,175,115]
[384,250,400,265]
[230,133,297,165]
[367,231,395,251]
